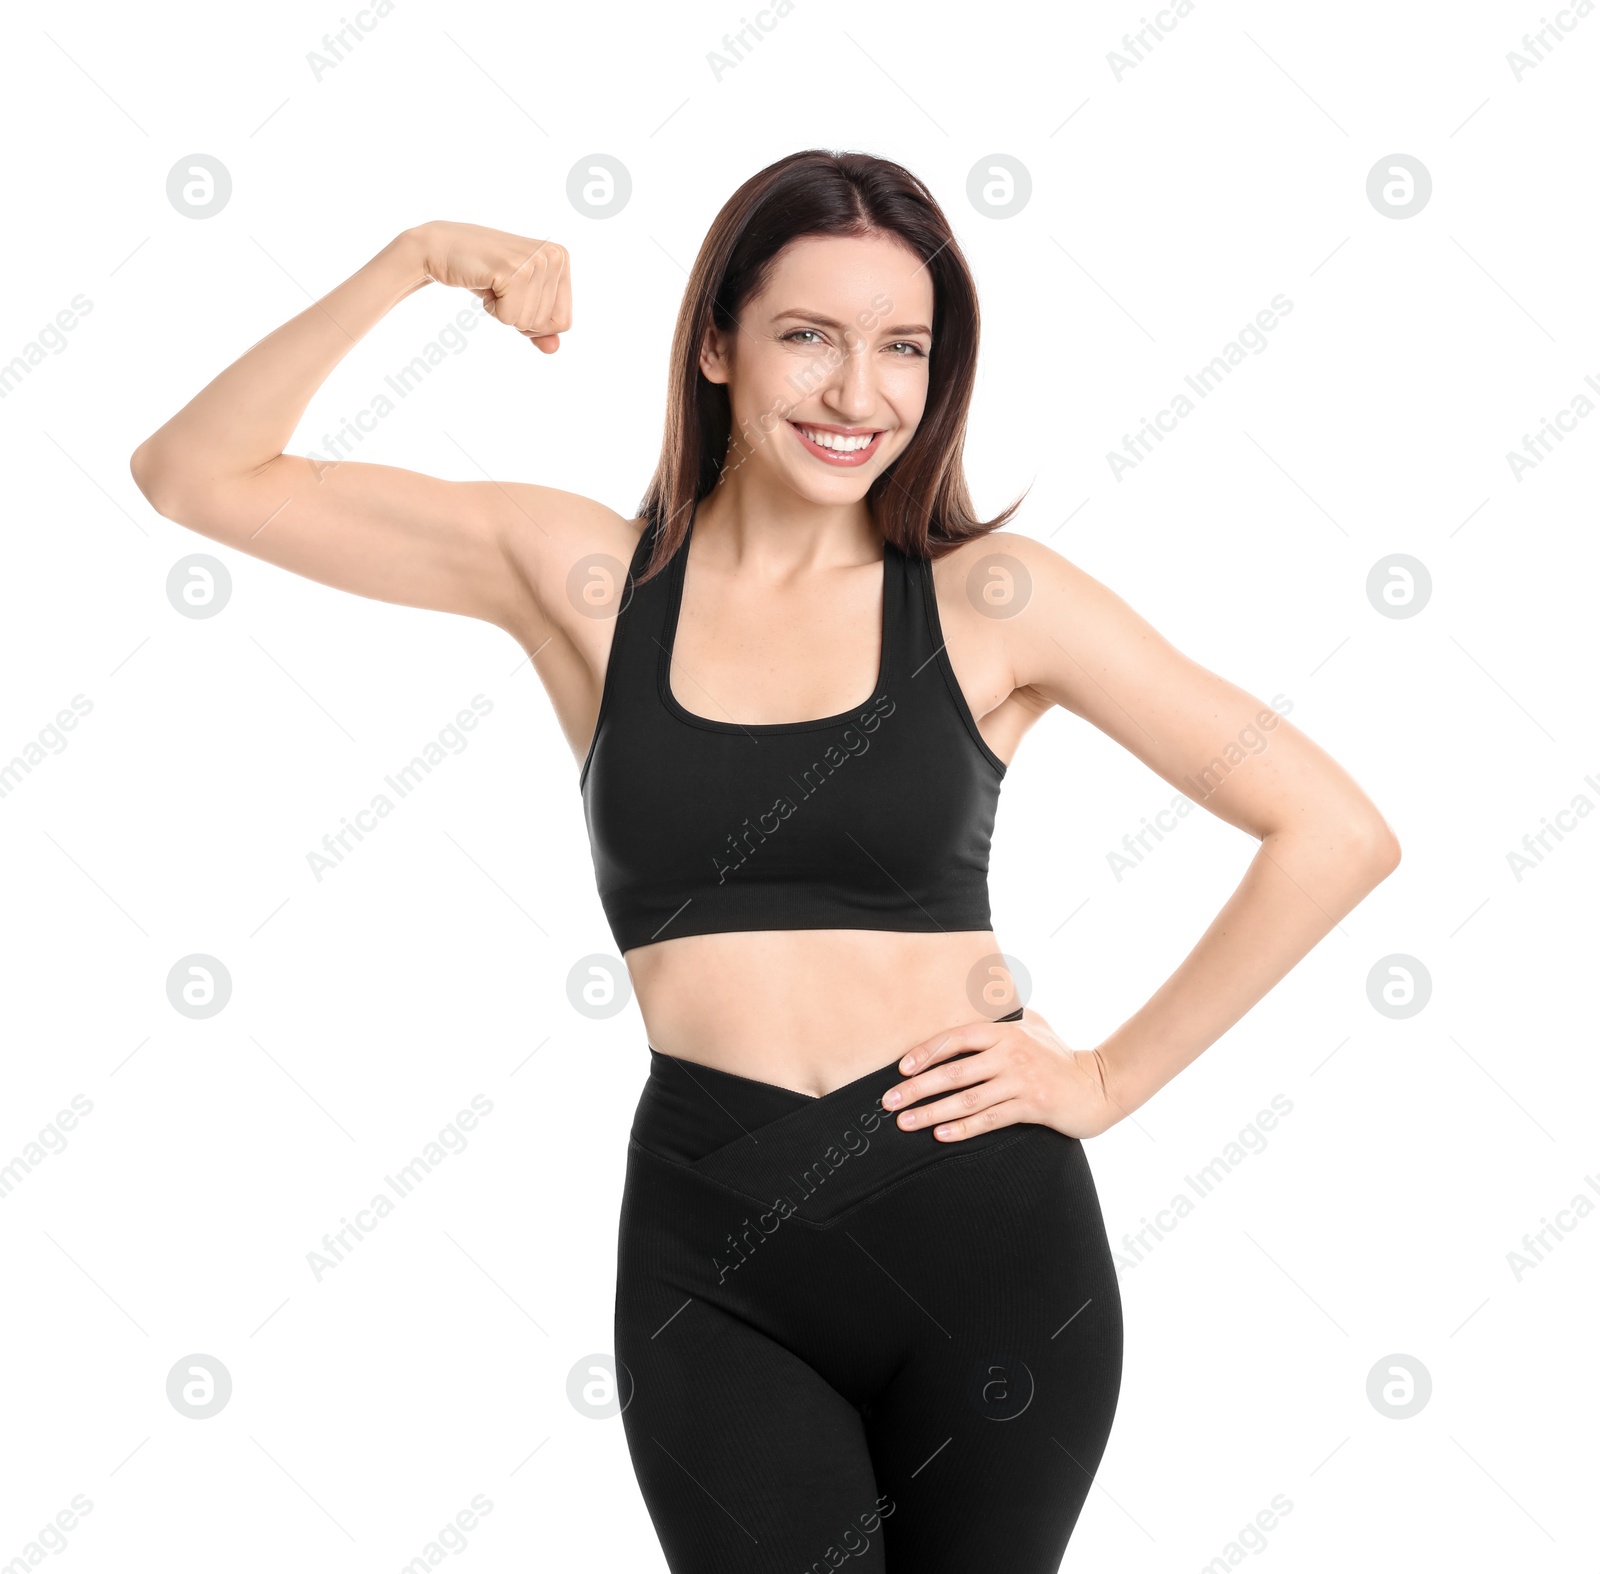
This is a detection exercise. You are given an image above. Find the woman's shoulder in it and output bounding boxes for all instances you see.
[927,528,1089,626]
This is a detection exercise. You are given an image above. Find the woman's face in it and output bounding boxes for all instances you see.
[699,230,935,505]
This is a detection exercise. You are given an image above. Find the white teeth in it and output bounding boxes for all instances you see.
[799,425,876,452]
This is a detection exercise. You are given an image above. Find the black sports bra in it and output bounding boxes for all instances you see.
[579,512,1006,954]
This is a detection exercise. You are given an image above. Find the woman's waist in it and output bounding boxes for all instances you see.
[625,1001,1039,1221]
[623,926,1019,1100]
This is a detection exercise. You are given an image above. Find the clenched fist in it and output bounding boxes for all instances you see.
[411,220,572,352]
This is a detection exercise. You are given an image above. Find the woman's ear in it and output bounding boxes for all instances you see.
[698,323,733,385]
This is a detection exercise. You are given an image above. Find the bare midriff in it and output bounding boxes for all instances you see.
[623,927,1017,1099]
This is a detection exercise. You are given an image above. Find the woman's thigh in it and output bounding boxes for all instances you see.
[617,1291,892,1574]
[851,1129,1125,1571]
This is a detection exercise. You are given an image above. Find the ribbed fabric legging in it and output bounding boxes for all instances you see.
[614,1010,1123,1572]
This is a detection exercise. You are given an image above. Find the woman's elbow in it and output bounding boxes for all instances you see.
[1346,814,1402,884]
[130,438,171,513]
[129,438,195,522]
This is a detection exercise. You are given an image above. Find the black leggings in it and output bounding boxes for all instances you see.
[614,1010,1123,1572]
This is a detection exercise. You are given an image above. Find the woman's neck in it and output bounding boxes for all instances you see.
[690,476,881,573]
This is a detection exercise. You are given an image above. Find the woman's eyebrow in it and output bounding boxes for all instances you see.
[769,308,932,335]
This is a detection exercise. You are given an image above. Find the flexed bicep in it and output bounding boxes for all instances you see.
[129,221,581,636]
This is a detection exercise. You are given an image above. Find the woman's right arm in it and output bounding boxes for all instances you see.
[128,221,620,656]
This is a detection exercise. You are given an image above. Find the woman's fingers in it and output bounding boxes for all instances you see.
[511,243,565,336]
[434,228,571,347]
[916,1088,1024,1143]
[551,249,574,330]
[477,242,556,333]
[888,1073,1011,1131]
[881,1045,1000,1116]
[880,1015,1041,1140]
[879,1012,1115,1143]
[897,1018,1010,1077]
[934,1100,1026,1142]
[535,244,572,334]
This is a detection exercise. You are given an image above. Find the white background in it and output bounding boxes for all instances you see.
[2,0,1596,1568]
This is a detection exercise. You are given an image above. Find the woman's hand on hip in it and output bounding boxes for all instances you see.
[879,1011,1120,1142]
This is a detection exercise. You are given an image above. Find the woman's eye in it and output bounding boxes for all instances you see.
[782,329,925,356]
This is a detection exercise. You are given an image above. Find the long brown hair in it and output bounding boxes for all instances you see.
[634,148,1024,583]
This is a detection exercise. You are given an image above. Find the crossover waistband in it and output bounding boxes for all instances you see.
[630,1007,1036,1225]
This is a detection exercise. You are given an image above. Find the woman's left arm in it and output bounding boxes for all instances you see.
[885,532,1402,1142]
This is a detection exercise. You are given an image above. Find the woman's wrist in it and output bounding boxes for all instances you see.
[375,225,436,301]
[1088,1033,1149,1133]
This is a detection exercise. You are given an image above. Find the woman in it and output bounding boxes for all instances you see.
[131,149,1399,1572]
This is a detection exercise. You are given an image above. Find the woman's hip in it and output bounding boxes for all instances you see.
[616,1044,1121,1331]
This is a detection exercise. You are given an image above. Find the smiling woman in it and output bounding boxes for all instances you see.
[128,147,1398,1572]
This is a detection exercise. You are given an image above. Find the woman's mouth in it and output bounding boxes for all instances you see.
[789,422,886,467]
